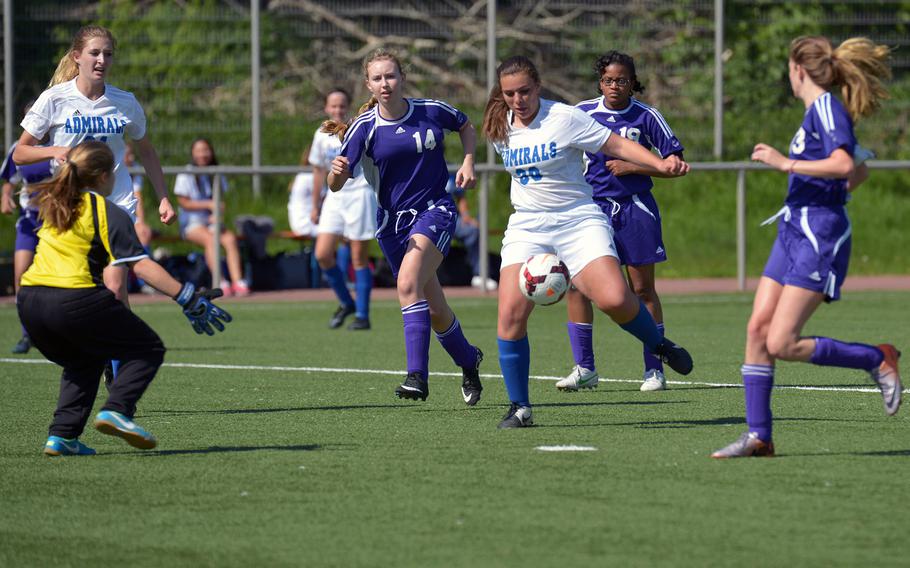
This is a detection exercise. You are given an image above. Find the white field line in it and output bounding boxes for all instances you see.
[0,357,900,394]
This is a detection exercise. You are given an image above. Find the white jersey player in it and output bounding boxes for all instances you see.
[482,56,693,429]
[13,25,174,335]
[311,89,378,331]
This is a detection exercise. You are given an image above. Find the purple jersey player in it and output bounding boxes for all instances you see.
[324,49,484,406]
[1,142,53,354]
[559,51,687,394]
[712,36,899,459]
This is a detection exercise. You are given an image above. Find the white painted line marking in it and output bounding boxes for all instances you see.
[536,445,598,452]
[0,358,900,394]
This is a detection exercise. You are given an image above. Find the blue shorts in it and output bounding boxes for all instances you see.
[762,205,851,302]
[597,191,666,267]
[15,209,41,252]
[376,196,457,277]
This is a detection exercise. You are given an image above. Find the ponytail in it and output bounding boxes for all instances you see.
[482,84,510,145]
[790,35,891,121]
[832,38,891,121]
[32,141,115,232]
[48,54,79,87]
[321,96,378,142]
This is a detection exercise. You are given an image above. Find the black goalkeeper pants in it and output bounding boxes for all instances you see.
[17,286,166,439]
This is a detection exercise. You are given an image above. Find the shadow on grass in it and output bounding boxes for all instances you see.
[101,443,332,457]
[147,403,411,416]
[782,448,910,458]
[532,400,690,409]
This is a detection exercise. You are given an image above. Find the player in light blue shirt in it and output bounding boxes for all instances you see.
[326,49,484,406]
[713,36,899,458]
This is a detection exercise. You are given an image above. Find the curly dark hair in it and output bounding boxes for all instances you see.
[593,51,645,96]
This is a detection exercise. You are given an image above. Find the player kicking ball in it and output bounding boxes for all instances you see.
[16,141,232,456]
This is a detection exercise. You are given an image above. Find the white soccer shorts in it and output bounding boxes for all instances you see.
[317,189,378,241]
[500,202,618,279]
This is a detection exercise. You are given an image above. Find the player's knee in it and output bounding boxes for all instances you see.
[591,289,627,313]
[765,334,797,360]
[396,274,419,300]
[746,317,770,346]
[632,283,658,305]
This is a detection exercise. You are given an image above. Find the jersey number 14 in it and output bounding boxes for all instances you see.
[413,130,437,153]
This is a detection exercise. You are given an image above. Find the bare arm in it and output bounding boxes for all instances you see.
[1,182,16,214]
[847,163,869,192]
[131,257,182,298]
[601,134,688,176]
[752,144,854,179]
[455,122,477,190]
[176,195,216,212]
[606,152,686,178]
[12,131,69,165]
[312,165,327,223]
[133,136,176,225]
[327,156,351,192]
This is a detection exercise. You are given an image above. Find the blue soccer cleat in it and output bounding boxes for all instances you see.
[94,410,157,450]
[43,436,96,456]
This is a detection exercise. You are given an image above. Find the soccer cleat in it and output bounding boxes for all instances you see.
[43,436,96,456]
[556,365,599,391]
[498,403,533,429]
[871,344,902,416]
[640,369,667,392]
[653,338,694,375]
[328,304,356,329]
[232,280,251,297]
[11,336,31,354]
[461,347,483,406]
[220,282,234,298]
[395,372,429,401]
[347,317,371,331]
[94,410,157,450]
[710,431,775,459]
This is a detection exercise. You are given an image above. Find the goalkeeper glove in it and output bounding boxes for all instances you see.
[174,282,233,336]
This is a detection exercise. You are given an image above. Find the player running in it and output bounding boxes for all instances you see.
[324,49,484,406]
[712,36,898,459]
[482,55,694,429]
[559,51,687,393]
[19,141,231,456]
[311,88,378,330]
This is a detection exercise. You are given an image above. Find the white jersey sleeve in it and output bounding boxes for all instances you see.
[123,93,147,140]
[569,106,612,154]
[173,173,195,198]
[20,89,56,140]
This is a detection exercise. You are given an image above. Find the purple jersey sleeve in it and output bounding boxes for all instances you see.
[813,96,855,157]
[641,108,684,158]
[340,112,374,172]
[0,146,16,182]
[425,100,467,133]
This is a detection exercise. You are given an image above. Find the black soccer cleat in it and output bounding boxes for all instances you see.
[11,335,31,354]
[461,347,484,406]
[653,337,693,375]
[497,403,534,429]
[395,372,429,401]
[347,317,371,331]
[328,304,356,329]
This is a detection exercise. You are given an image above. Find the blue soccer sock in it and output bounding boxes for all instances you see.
[742,364,774,443]
[111,359,120,379]
[354,267,372,320]
[336,244,352,284]
[618,301,662,351]
[324,265,354,308]
[643,322,665,373]
[498,336,530,406]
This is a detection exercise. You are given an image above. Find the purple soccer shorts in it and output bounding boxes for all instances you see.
[15,209,41,252]
[597,191,667,267]
[376,197,457,277]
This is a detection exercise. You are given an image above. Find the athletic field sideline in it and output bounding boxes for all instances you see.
[2,290,908,567]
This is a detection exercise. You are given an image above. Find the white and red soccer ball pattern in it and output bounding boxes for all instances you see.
[519,254,571,306]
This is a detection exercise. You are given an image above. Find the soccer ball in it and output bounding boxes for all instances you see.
[519,254,570,306]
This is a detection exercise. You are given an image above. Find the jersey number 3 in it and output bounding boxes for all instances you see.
[413,129,437,153]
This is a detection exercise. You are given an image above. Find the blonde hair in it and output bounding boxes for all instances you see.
[321,49,404,142]
[482,56,541,145]
[790,36,891,121]
[49,25,116,87]
[33,141,114,232]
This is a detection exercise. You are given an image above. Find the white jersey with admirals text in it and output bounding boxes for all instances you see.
[494,98,612,213]
[309,129,371,193]
[21,78,147,216]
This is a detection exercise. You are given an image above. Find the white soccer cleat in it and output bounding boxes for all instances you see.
[556,365,599,391]
[640,369,667,392]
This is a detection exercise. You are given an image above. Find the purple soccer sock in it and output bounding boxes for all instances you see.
[435,317,478,369]
[742,364,774,443]
[643,322,665,373]
[810,337,884,371]
[566,322,595,371]
[402,301,431,378]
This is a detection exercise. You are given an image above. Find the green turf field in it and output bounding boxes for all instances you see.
[1,291,908,567]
